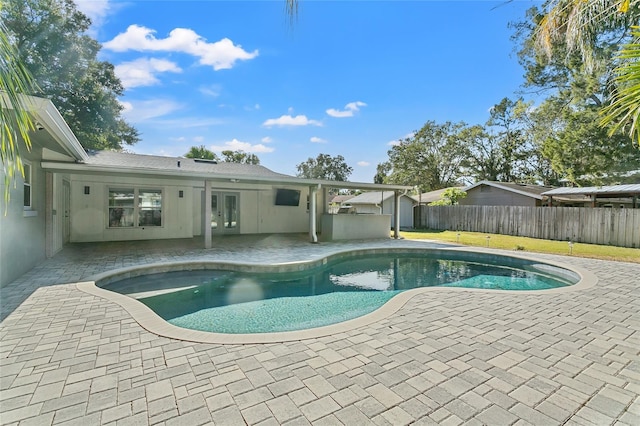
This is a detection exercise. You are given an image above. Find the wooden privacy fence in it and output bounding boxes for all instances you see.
[414,206,640,248]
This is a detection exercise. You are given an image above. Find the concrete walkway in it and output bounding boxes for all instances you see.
[0,235,638,425]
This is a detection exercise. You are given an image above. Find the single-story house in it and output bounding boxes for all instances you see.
[346,191,416,229]
[412,187,466,205]
[461,180,638,208]
[0,94,411,286]
[459,181,555,207]
[327,194,354,214]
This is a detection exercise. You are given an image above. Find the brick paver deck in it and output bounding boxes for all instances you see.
[1,235,638,425]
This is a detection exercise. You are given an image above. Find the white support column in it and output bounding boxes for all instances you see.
[309,185,318,243]
[204,180,212,248]
[393,190,400,239]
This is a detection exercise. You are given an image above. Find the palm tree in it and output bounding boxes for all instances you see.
[601,27,640,144]
[534,0,640,145]
[1,15,38,209]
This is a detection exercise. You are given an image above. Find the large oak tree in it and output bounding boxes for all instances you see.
[2,0,139,150]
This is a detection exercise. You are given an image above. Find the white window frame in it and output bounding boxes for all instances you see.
[23,161,32,210]
[108,187,163,228]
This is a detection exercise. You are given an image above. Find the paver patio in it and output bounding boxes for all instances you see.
[0,235,638,425]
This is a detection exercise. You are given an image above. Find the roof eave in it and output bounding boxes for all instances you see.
[40,161,413,190]
[465,180,544,200]
[2,94,88,162]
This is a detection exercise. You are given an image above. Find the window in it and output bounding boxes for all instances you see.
[109,188,162,228]
[138,189,162,226]
[23,162,32,209]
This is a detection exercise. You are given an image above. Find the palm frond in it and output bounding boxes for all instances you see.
[601,27,640,145]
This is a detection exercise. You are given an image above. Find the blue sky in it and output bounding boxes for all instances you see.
[76,0,540,183]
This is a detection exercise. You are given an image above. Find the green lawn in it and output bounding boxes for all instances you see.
[399,229,640,264]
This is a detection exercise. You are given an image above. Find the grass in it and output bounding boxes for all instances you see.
[399,229,640,263]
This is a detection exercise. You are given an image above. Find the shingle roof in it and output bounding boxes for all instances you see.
[84,150,292,179]
[347,191,414,204]
[329,195,354,204]
[412,187,465,204]
[464,181,556,200]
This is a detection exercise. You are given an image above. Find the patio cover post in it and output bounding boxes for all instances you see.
[393,190,400,239]
[309,185,318,243]
[204,180,212,249]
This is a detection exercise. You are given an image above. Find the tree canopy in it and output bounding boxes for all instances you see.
[296,154,353,181]
[185,146,220,162]
[381,121,470,192]
[221,150,261,165]
[2,0,138,150]
[184,147,262,164]
[519,0,640,146]
[428,188,467,206]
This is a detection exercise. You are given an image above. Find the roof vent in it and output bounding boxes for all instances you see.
[194,159,218,164]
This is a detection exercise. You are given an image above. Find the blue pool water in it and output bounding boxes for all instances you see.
[103,252,578,334]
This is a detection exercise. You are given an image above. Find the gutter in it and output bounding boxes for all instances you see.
[40,161,413,191]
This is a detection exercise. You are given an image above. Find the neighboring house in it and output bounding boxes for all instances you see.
[412,187,466,205]
[328,194,354,214]
[460,181,556,207]
[460,180,638,207]
[0,95,411,286]
[347,191,416,229]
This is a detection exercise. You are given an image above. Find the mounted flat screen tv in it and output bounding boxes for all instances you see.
[275,189,301,206]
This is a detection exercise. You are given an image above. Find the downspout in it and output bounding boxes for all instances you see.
[204,180,212,249]
[394,190,400,239]
[309,184,319,243]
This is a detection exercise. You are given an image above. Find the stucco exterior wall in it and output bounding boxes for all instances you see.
[320,214,391,241]
[0,149,47,287]
[69,174,194,242]
[68,175,315,242]
[459,185,539,207]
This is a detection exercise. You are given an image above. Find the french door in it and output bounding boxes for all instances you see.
[211,192,239,234]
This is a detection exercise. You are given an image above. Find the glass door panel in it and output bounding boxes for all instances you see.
[224,195,237,229]
[210,192,239,234]
[211,194,218,230]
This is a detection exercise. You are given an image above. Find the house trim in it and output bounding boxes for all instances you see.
[464,181,543,200]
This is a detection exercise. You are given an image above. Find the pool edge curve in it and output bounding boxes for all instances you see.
[76,247,599,344]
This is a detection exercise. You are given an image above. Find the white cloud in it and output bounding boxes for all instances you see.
[120,98,183,122]
[326,101,367,118]
[75,0,114,31]
[115,58,181,89]
[357,161,370,167]
[199,84,222,98]
[193,136,205,143]
[210,139,274,153]
[262,115,322,127]
[387,140,400,146]
[103,25,258,70]
[261,136,273,143]
[310,136,327,144]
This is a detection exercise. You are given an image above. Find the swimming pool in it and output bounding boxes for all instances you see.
[97,249,581,335]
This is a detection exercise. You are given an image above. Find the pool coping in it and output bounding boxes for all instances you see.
[76,246,598,344]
